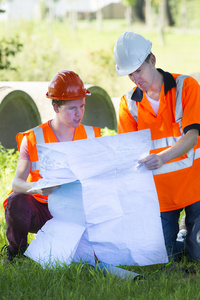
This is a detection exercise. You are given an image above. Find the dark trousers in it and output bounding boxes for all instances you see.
[161,201,200,261]
[5,193,52,254]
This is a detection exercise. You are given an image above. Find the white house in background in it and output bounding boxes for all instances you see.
[0,0,40,20]
[0,0,125,21]
[55,0,125,19]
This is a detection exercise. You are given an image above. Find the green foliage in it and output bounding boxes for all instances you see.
[169,0,200,28]
[0,19,199,97]
[0,144,18,246]
[0,144,18,200]
[0,143,18,178]
[0,36,23,70]
[38,0,49,19]
[151,0,161,6]
[122,0,136,6]
[88,47,117,93]
[101,127,117,136]
[89,48,115,74]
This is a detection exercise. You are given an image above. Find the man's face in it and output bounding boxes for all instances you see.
[128,57,155,91]
[56,98,85,128]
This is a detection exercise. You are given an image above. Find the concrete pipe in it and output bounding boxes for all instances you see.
[0,86,41,150]
[191,73,200,84]
[82,84,117,131]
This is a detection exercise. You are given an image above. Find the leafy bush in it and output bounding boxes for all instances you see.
[101,127,117,136]
[0,144,18,245]
[0,144,18,201]
[0,143,18,176]
[0,36,23,70]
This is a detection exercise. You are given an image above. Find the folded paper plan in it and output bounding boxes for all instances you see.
[25,129,168,267]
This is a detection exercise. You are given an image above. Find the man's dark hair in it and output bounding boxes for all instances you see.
[145,53,152,63]
[52,99,66,107]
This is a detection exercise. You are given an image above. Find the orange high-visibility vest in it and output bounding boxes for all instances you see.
[3,121,101,209]
[118,69,200,212]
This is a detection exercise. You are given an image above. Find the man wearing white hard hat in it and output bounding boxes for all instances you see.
[113,32,200,262]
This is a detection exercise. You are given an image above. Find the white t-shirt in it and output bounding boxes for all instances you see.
[145,92,160,115]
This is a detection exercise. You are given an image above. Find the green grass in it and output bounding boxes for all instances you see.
[1,143,200,299]
[0,254,200,299]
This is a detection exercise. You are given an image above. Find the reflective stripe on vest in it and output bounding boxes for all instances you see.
[127,89,138,123]
[126,75,200,175]
[32,125,95,171]
[84,125,95,139]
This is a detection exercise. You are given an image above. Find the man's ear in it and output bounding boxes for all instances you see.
[53,102,59,113]
[150,54,156,66]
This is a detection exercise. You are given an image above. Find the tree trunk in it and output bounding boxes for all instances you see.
[135,0,145,21]
[181,0,187,29]
[145,0,152,29]
[166,0,174,26]
[125,5,132,31]
[48,0,54,23]
[158,0,166,46]
[96,9,102,31]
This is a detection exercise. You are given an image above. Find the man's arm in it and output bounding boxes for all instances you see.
[12,159,34,194]
[139,129,199,170]
[12,159,60,196]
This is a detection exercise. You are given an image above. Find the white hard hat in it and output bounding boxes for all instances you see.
[113,32,152,76]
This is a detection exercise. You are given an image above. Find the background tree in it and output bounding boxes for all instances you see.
[0,37,22,70]
[145,0,152,28]
[96,0,103,31]
[169,0,200,29]
[146,0,174,45]
[122,0,136,30]
[0,2,23,71]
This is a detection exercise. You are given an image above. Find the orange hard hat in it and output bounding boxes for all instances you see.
[46,70,91,100]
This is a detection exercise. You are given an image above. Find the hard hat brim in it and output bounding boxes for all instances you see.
[115,62,142,76]
[115,51,152,76]
[46,89,91,100]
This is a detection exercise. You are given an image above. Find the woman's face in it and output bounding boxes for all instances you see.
[54,98,85,128]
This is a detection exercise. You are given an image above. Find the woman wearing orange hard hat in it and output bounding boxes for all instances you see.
[3,70,101,261]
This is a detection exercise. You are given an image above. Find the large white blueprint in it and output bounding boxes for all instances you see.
[25,129,168,267]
